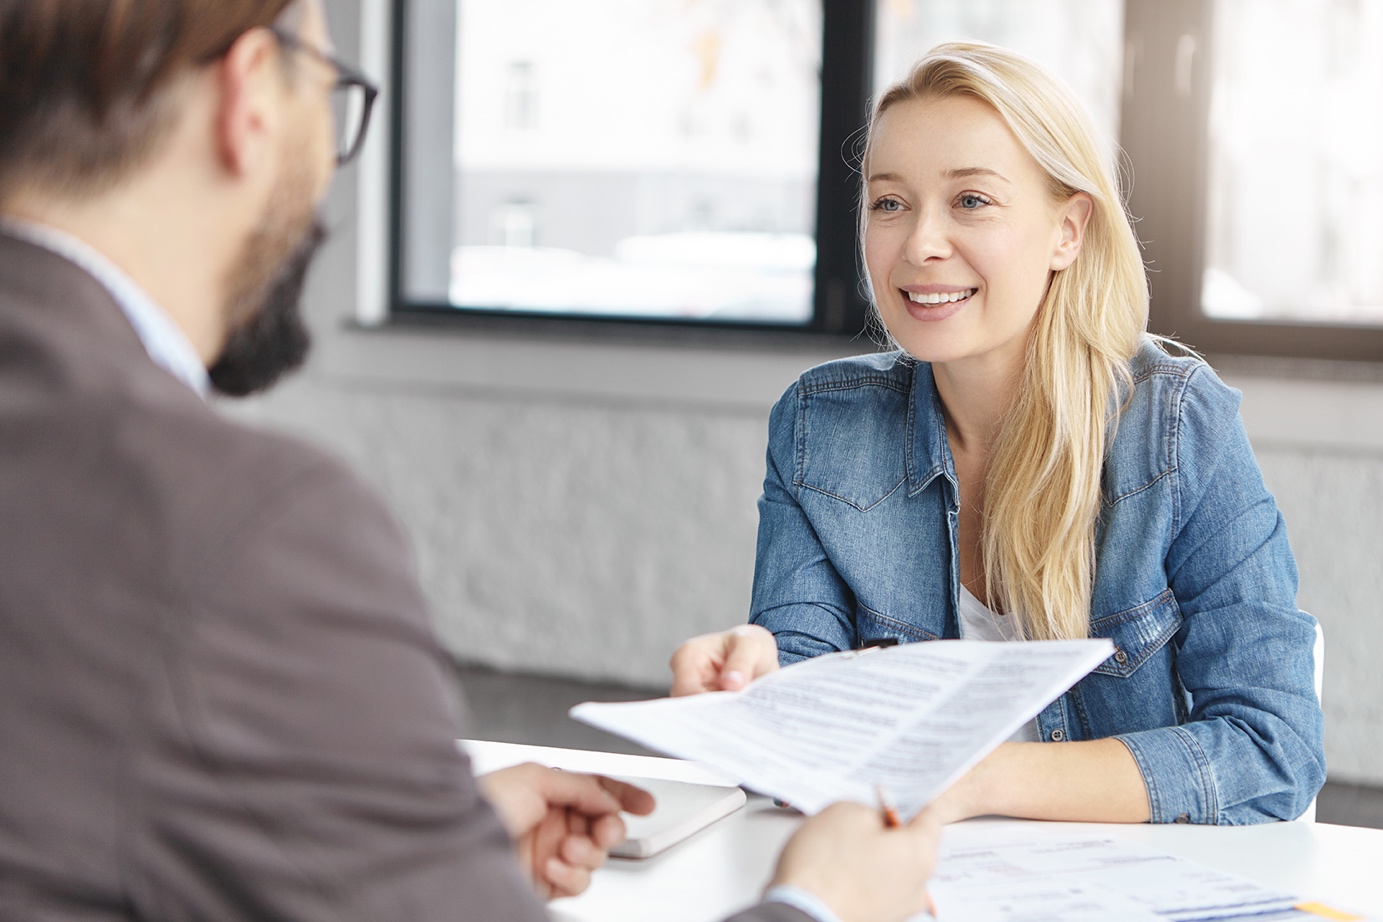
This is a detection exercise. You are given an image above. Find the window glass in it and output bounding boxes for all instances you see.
[873,0,1125,153]
[442,0,823,323]
[1202,0,1383,326]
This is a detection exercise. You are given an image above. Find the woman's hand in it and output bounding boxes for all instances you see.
[478,763,655,899]
[669,624,780,696]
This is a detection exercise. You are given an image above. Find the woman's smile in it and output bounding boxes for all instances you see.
[900,285,979,321]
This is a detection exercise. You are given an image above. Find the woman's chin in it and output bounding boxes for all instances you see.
[879,316,970,364]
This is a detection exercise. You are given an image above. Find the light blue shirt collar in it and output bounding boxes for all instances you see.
[763,885,846,922]
[0,217,211,398]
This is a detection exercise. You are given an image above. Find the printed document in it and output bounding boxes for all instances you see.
[924,830,1315,921]
[572,638,1113,819]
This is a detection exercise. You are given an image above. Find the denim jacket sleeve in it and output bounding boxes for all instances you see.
[1113,365,1325,825]
[748,382,859,661]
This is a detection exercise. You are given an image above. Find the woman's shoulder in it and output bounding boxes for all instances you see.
[773,350,919,429]
[768,351,918,462]
[792,349,915,395]
[1109,338,1247,491]
[771,351,917,504]
[1125,336,1241,418]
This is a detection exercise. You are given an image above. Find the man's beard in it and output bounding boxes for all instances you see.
[209,146,326,397]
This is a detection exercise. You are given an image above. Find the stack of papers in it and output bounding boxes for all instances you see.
[925,830,1356,921]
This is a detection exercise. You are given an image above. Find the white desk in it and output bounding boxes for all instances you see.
[463,740,1383,922]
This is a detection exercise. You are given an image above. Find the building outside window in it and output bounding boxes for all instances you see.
[442,0,823,323]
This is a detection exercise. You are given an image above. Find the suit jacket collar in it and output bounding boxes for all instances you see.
[0,223,209,397]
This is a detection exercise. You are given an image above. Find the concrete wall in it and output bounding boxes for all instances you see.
[227,0,1383,787]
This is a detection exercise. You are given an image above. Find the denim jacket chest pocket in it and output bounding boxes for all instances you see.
[1070,590,1186,736]
[1089,589,1183,678]
[795,380,910,512]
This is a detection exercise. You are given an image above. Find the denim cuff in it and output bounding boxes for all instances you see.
[1115,726,1219,824]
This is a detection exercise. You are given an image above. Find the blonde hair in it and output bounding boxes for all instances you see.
[862,42,1149,640]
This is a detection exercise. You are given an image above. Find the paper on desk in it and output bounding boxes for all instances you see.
[571,638,1113,819]
[923,832,1306,921]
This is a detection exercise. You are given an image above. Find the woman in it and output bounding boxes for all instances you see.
[670,42,1324,826]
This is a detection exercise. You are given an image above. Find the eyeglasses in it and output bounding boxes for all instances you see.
[269,28,380,167]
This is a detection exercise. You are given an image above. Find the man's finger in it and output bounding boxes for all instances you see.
[533,769,628,818]
[557,832,600,869]
[590,811,627,849]
[596,775,655,815]
[544,857,592,899]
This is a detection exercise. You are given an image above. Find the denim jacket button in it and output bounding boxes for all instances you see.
[1049,728,1065,742]
[1114,648,1129,665]
[1174,813,1191,824]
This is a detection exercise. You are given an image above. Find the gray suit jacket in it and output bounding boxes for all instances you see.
[0,232,806,922]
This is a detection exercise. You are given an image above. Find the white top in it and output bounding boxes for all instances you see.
[0,217,209,397]
[957,584,1041,743]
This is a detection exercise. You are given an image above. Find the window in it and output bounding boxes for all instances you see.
[1122,0,1383,360]
[873,0,1125,150]
[395,0,832,329]
[390,0,1383,359]
[1203,0,1383,327]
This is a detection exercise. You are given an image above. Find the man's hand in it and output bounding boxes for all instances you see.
[478,763,655,899]
[771,802,942,922]
[669,624,780,696]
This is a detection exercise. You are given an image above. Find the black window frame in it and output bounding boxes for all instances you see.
[387,0,1383,361]
[1123,0,1383,363]
[386,0,877,341]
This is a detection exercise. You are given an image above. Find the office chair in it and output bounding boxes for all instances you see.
[1295,619,1325,823]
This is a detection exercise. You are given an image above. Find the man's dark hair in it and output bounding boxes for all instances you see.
[0,0,299,199]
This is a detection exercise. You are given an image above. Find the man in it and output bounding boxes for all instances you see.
[0,2,939,920]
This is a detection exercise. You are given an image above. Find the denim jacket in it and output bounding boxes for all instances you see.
[750,339,1326,825]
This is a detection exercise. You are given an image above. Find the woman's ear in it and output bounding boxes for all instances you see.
[1050,192,1093,271]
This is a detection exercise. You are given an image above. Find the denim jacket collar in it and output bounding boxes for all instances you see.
[907,360,958,499]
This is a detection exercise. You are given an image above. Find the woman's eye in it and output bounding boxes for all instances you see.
[870,197,904,213]
[957,192,992,210]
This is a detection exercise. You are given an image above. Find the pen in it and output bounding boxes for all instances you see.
[874,785,940,919]
[875,783,901,828]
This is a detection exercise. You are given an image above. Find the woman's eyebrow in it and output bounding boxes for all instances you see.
[866,167,1013,184]
[946,167,1011,183]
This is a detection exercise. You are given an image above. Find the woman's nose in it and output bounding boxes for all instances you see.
[903,209,952,264]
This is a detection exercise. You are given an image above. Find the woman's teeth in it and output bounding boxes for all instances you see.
[907,288,977,305]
